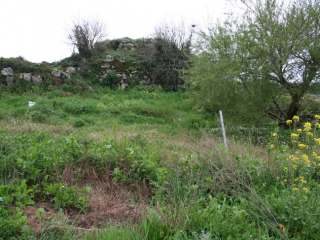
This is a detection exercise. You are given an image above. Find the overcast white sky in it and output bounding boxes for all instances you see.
[0,0,231,63]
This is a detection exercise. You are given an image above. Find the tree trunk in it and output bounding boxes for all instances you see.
[286,94,302,120]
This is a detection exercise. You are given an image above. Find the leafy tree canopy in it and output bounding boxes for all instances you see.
[184,0,320,124]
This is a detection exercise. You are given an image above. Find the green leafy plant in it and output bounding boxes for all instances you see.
[44,183,90,212]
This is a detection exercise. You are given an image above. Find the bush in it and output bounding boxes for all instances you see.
[74,119,86,128]
[102,72,119,89]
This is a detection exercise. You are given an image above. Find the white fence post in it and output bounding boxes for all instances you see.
[219,110,227,148]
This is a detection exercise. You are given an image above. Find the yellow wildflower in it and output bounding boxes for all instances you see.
[286,120,293,125]
[293,116,300,121]
[272,133,277,137]
[315,115,320,120]
[293,187,300,191]
[295,150,301,154]
[291,133,299,138]
[307,132,313,136]
[298,143,307,149]
[293,165,298,169]
[316,123,320,128]
[303,122,312,131]
[294,206,299,209]
[279,223,286,231]
[302,154,310,163]
[297,129,302,132]
[303,187,308,193]
[314,138,320,145]
[303,196,307,199]
[270,144,274,149]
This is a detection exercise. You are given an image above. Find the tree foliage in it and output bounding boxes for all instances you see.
[185,0,320,123]
[148,21,192,91]
[67,17,107,58]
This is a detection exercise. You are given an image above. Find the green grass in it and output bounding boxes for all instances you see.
[1,87,320,239]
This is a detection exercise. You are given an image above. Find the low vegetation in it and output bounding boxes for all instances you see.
[0,81,320,239]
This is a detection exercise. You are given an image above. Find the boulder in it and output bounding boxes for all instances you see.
[32,74,42,85]
[65,67,76,74]
[52,69,61,78]
[1,67,13,76]
[6,76,13,85]
[101,63,110,68]
[116,73,122,78]
[119,57,125,62]
[60,71,70,80]
[130,48,136,52]
[19,73,32,81]
[140,80,147,85]
[118,38,130,44]
[122,74,127,80]
[125,43,134,49]
[105,55,114,62]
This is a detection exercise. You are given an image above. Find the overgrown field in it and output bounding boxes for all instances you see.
[1,87,320,239]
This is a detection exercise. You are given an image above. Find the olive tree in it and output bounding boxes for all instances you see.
[185,0,320,123]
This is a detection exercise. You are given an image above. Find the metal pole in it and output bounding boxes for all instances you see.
[219,110,227,148]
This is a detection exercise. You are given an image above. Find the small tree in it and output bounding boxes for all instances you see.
[185,0,320,123]
[144,20,193,91]
[67,17,107,58]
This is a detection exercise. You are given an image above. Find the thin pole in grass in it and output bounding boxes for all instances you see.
[219,110,227,148]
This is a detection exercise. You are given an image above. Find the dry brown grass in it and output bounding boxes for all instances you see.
[59,164,150,229]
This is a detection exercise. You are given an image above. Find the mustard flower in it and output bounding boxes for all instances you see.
[297,129,302,133]
[293,116,300,121]
[286,120,293,125]
[293,187,300,191]
[291,133,299,138]
[270,144,274,149]
[298,143,307,149]
[302,154,310,163]
[303,122,312,131]
[303,187,308,193]
[315,115,320,120]
[316,123,320,128]
[272,133,277,137]
[307,132,314,136]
